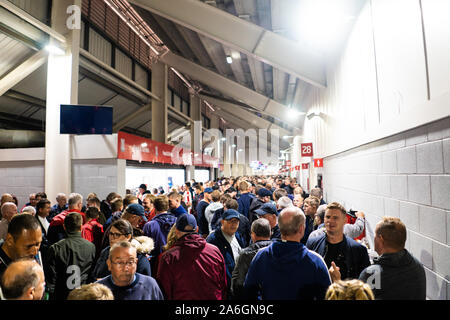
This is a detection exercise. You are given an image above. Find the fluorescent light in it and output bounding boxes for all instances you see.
[141,143,148,148]
[221,138,226,141]
[45,44,65,55]
[232,144,237,148]
[226,56,233,64]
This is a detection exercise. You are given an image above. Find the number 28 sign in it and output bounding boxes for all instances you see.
[301,143,313,157]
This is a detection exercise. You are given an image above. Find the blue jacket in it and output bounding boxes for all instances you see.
[97,273,164,300]
[306,233,370,280]
[196,200,210,236]
[244,240,331,300]
[237,192,255,219]
[143,213,177,258]
[206,227,245,287]
[169,205,187,218]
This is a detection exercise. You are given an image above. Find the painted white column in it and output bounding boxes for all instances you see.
[45,0,81,202]
[151,62,168,143]
[292,135,303,183]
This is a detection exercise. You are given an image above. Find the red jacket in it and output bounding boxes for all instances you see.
[156,233,227,300]
[47,209,87,245]
[49,209,86,227]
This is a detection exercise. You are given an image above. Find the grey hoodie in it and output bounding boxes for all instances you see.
[359,249,426,300]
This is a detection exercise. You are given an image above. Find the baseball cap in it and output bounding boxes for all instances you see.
[176,214,197,232]
[139,184,147,190]
[258,188,272,198]
[204,188,213,193]
[222,209,241,221]
[255,202,278,216]
[126,203,147,222]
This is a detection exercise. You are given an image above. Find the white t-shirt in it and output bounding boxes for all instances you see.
[37,215,49,234]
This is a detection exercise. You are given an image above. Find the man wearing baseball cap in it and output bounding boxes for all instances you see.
[249,188,272,224]
[196,188,213,238]
[255,203,281,240]
[207,209,245,296]
[157,214,227,300]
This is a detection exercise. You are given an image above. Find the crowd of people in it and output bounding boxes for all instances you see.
[0,175,426,300]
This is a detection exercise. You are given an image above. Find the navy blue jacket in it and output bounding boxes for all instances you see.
[206,227,245,288]
[143,213,177,258]
[196,200,210,236]
[306,233,370,280]
[237,193,255,219]
[97,273,164,300]
[168,205,187,218]
[244,240,331,300]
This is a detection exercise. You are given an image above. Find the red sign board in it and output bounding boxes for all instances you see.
[302,163,309,170]
[117,131,218,168]
[301,143,313,157]
[314,158,324,168]
[294,165,300,171]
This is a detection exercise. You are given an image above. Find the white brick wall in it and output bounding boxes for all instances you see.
[0,161,44,208]
[323,116,450,299]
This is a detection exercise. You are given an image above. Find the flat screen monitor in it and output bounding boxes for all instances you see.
[60,104,113,135]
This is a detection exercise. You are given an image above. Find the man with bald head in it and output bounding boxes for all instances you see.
[0,202,17,240]
[1,259,45,300]
[244,206,331,300]
[97,241,163,300]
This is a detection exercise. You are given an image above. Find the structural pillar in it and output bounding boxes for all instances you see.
[45,0,81,202]
[151,61,168,143]
[189,92,202,178]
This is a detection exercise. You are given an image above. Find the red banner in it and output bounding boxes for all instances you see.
[302,163,309,170]
[117,131,218,168]
[301,143,314,157]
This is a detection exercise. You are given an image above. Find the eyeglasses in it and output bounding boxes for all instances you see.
[109,232,129,239]
[110,260,137,267]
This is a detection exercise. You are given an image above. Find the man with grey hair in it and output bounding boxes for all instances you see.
[97,241,163,300]
[49,193,68,222]
[0,203,17,240]
[244,206,331,300]
[310,187,326,205]
[21,206,36,216]
[1,259,45,300]
[277,196,293,214]
[47,193,85,245]
[231,218,272,299]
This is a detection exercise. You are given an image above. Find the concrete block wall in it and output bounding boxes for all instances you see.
[0,160,44,208]
[323,116,450,300]
[72,159,124,201]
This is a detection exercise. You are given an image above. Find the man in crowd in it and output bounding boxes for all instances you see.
[168,191,188,218]
[248,188,272,224]
[86,196,106,225]
[207,209,245,293]
[45,212,96,300]
[310,188,326,206]
[301,196,320,244]
[255,202,281,240]
[81,207,104,258]
[231,218,272,299]
[35,199,51,266]
[143,196,176,261]
[237,181,254,220]
[97,241,164,300]
[0,202,17,240]
[205,190,223,233]
[196,188,213,238]
[48,193,68,222]
[101,192,121,222]
[306,202,370,282]
[244,206,331,300]
[1,259,45,300]
[358,217,426,300]
[157,214,227,300]
[0,214,42,278]
[141,194,156,226]
[47,193,85,245]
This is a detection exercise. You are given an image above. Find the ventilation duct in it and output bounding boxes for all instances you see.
[0,129,44,148]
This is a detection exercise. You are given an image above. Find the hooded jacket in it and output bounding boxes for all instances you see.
[169,205,187,219]
[231,240,272,299]
[143,212,177,258]
[244,240,331,300]
[205,202,223,231]
[359,249,426,300]
[248,197,264,224]
[157,233,227,300]
[92,236,154,280]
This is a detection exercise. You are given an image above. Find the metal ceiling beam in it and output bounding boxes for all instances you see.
[0,49,47,96]
[199,94,291,137]
[0,0,65,50]
[113,104,151,132]
[4,90,46,108]
[160,51,304,129]
[129,0,326,87]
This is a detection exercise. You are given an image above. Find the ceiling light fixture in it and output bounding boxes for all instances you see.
[226,56,233,64]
